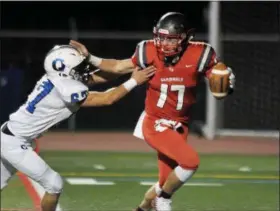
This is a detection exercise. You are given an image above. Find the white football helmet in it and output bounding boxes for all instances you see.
[44,45,92,82]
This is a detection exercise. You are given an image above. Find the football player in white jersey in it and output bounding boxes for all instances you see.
[0,45,155,211]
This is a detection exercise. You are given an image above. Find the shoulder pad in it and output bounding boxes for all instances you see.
[134,40,155,69]
[49,77,89,104]
[192,42,216,73]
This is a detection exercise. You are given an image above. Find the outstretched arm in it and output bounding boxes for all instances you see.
[81,66,155,107]
[88,69,121,85]
[70,40,135,74]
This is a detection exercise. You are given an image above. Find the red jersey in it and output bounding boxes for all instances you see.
[131,40,218,124]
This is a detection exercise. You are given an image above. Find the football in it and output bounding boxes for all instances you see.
[209,62,230,98]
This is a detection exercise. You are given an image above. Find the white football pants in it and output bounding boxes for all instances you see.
[1,122,63,194]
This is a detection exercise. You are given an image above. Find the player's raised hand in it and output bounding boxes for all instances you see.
[69,40,89,57]
[131,66,156,85]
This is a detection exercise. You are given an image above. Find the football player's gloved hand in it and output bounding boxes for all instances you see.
[227,67,235,95]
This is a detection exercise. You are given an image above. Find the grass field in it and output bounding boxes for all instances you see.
[1,151,279,211]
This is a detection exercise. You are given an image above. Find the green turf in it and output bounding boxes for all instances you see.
[1,151,279,211]
[60,182,279,211]
[40,151,279,178]
[0,176,33,210]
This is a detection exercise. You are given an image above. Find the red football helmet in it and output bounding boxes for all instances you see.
[153,12,195,64]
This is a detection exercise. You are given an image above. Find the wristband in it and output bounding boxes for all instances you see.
[123,78,137,91]
[87,54,102,67]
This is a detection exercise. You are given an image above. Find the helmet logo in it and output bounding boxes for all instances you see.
[52,58,65,71]
[158,28,169,35]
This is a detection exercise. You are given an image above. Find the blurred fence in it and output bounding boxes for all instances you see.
[201,2,280,139]
[217,2,279,138]
[0,2,279,139]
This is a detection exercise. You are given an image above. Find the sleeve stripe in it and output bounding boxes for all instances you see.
[204,47,215,71]
[197,44,211,72]
[143,42,148,67]
[137,41,147,69]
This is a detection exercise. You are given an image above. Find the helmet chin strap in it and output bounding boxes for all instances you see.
[164,54,180,66]
[163,43,188,66]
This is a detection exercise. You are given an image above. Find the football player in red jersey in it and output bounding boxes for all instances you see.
[70,12,235,211]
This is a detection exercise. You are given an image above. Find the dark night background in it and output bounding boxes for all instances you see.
[0,2,279,132]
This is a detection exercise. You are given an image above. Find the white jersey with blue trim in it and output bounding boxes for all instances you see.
[7,74,88,140]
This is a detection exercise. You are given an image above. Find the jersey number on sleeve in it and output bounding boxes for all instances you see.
[26,80,54,114]
[70,91,88,103]
[156,84,185,110]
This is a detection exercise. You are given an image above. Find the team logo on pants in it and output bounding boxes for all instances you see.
[21,145,28,150]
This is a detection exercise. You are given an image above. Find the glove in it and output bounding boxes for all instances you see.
[227,67,235,95]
